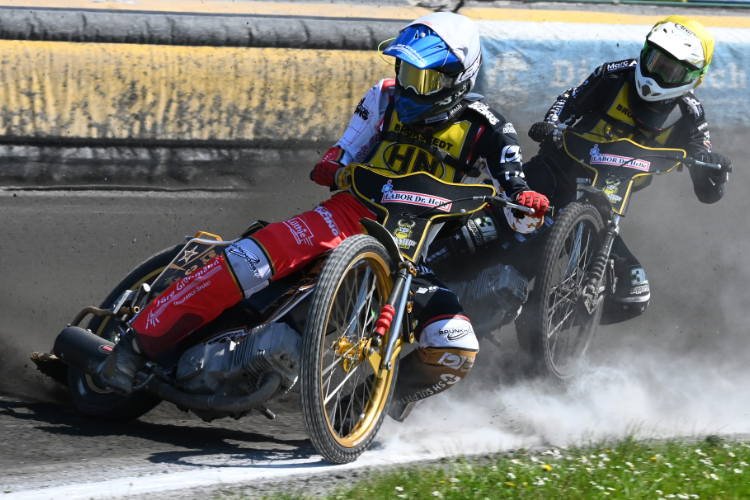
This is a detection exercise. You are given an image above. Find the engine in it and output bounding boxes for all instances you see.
[175,321,302,400]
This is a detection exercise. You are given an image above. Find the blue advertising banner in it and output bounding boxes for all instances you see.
[474,22,750,128]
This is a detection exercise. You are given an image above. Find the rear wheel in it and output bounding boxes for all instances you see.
[68,245,182,422]
[528,202,604,382]
[301,235,397,464]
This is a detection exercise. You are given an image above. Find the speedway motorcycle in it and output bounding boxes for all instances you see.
[461,123,729,383]
[31,164,537,464]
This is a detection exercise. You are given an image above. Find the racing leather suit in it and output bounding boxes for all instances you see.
[526,59,726,323]
[129,78,531,420]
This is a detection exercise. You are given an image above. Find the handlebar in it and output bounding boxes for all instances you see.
[475,196,554,218]
[665,154,731,175]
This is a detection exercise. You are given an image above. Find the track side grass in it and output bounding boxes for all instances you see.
[254,438,750,500]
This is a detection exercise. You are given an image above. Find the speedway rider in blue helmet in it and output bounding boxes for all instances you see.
[102,13,547,422]
[310,12,549,420]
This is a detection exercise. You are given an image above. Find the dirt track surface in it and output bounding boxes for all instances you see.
[0,136,748,497]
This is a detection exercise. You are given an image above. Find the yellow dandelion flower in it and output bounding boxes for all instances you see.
[504,482,515,487]
[542,464,553,471]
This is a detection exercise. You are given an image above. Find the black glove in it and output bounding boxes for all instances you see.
[528,122,557,143]
[697,152,732,184]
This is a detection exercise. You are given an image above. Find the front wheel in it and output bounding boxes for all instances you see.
[527,202,605,382]
[300,235,397,464]
[68,244,182,422]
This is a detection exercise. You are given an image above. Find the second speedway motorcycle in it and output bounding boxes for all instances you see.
[32,164,537,464]
[445,124,729,382]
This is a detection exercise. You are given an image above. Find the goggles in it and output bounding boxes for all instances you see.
[642,46,703,84]
[397,61,455,96]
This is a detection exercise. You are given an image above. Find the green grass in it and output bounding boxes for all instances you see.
[262,437,750,500]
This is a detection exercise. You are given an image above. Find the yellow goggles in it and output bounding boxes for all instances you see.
[398,61,451,96]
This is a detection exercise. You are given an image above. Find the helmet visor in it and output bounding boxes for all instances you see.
[642,46,701,84]
[397,61,454,96]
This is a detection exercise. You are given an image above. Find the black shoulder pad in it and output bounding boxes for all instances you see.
[601,59,637,75]
[680,92,705,120]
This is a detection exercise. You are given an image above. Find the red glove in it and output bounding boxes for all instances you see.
[310,147,345,187]
[516,191,549,219]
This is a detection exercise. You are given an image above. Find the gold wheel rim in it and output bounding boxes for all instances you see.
[320,251,396,448]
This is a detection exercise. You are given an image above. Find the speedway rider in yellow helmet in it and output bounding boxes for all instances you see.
[524,16,731,324]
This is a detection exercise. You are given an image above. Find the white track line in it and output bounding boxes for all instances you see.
[4,450,424,500]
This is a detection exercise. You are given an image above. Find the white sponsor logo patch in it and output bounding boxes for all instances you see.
[381,180,452,211]
[500,145,522,164]
[502,122,516,135]
[590,144,650,171]
[227,243,262,278]
[283,217,315,245]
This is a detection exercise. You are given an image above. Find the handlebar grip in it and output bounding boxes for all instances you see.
[666,155,727,173]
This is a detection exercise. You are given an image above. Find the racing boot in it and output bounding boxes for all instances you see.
[99,329,145,394]
[601,264,650,325]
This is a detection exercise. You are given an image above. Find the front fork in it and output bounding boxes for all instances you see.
[582,214,620,314]
[376,262,416,372]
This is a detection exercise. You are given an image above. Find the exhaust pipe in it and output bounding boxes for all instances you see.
[54,326,282,414]
[53,326,113,376]
[145,372,282,414]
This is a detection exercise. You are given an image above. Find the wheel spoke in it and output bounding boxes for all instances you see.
[324,364,360,405]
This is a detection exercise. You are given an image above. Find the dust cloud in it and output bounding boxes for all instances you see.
[376,349,750,458]
[376,133,749,457]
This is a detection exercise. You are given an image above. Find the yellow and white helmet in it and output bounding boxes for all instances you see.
[635,16,714,102]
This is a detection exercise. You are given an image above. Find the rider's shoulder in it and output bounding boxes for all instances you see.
[464,97,512,131]
[593,59,638,77]
[677,91,706,120]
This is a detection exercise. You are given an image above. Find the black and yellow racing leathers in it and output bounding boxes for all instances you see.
[525,59,730,323]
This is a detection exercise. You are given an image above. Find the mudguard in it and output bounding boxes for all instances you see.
[359,218,403,265]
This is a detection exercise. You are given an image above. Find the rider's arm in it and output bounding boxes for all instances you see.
[675,96,726,204]
[468,104,530,199]
[334,79,395,164]
[311,79,394,187]
[544,60,635,125]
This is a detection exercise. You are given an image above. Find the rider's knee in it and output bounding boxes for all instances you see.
[601,263,650,325]
[419,315,479,352]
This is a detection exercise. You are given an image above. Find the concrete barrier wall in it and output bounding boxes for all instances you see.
[0,4,747,184]
[0,41,389,144]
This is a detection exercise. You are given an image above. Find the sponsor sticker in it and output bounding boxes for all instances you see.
[590,144,650,171]
[393,219,417,250]
[439,325,472,342]
[227,243,263,278]
[604,178,623,203]
[283,217,315,245]
[631,284,650,295]
[502,122,516,135]
[381,180,452,211]
[178,245,199,263]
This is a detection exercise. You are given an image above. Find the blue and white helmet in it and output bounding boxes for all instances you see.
[383,12,482,128]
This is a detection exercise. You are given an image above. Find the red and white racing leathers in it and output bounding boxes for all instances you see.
[131,79,528,419]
